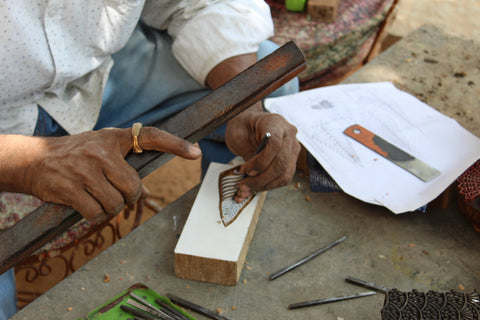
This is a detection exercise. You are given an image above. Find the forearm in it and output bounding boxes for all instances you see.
[206,53,264,114]
[0,134,44,194]
[206,53,257,89]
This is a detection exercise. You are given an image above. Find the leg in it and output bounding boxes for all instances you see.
[0,269,17,320]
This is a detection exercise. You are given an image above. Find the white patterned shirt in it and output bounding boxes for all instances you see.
[0,0,273,135]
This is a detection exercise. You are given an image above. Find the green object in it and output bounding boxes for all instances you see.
[84,283,196,320]
[285,0,306,12]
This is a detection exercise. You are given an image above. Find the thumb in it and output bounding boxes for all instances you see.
[137,127,202,159]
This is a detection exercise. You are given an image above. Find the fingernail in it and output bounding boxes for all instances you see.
[189,145,202,156]
[248,170,258,177]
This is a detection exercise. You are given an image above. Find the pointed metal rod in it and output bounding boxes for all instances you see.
[345,276,389,294]
[126,299,174,320]
[269,235,347,280]
[130,294,182,320]
[288,291,377,310]
[167,294,234,320]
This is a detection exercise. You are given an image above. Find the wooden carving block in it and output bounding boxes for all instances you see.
[307,0,340,22]
[174,162,266,286]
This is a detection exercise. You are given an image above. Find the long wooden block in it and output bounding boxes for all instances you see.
[174,163,266,286]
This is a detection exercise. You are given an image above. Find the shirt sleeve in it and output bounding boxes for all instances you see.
[142,0,274,86]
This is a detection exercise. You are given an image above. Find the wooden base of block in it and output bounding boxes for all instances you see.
[307,0,340,22]
[174,163,266,286]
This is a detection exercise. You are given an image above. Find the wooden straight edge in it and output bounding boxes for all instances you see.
[0,41,306,274]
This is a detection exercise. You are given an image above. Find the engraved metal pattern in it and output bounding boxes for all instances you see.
[381,289,480,320]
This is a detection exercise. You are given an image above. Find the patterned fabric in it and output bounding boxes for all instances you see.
[0,192,98,253]
[266,0,396,86]
[381,289,480,320]
[457,160,480,200]
[0,193,43,229]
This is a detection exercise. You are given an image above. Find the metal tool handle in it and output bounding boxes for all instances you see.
[167,294,234,320]
[0,41,306,274]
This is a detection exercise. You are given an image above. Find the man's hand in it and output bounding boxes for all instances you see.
[206,52,300,203]
[0,127,201,221]
[225,104,300,202]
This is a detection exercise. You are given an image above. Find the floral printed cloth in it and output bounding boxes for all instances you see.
[0,192,98,253]
[266,0,396,87]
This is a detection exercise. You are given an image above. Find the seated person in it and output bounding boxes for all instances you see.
[0,1,300,319]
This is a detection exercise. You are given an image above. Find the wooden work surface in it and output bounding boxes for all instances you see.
[13,25,480,320]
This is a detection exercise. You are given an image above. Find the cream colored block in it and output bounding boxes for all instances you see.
[174,162,266,285]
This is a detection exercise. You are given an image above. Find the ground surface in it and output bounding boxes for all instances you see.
[14,0,479,309]
[142,155,202,209]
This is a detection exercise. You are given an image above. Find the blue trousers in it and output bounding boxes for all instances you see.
[1,23,299,319]
[0,269,17,320]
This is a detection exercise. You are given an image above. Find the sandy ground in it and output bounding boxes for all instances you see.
[389,0,479,41]
[142,155,202,209]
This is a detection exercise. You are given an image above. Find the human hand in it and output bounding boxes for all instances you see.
[24,127,201,220]
[225,105,300,202]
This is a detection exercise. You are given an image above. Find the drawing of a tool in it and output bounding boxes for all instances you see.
[218,132,271,227]
[344,124,441,182]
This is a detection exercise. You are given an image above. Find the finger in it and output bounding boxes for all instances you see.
[240,144,298,192]
[140,184,150,201]
[242,137,277,176]
[234,184,253,203]
[237,131,280,176]
[102,159,143,207]
[84,174,126,216]
[243,132,298,179]
[137,127,202,159]
[70,190,106,221]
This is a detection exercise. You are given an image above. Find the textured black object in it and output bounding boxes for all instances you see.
[381,289,480,320]
[307,152,342,192]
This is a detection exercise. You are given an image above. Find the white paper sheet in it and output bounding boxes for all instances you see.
[264,82,480,213]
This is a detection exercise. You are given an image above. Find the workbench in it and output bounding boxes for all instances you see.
[12,25,480,320]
